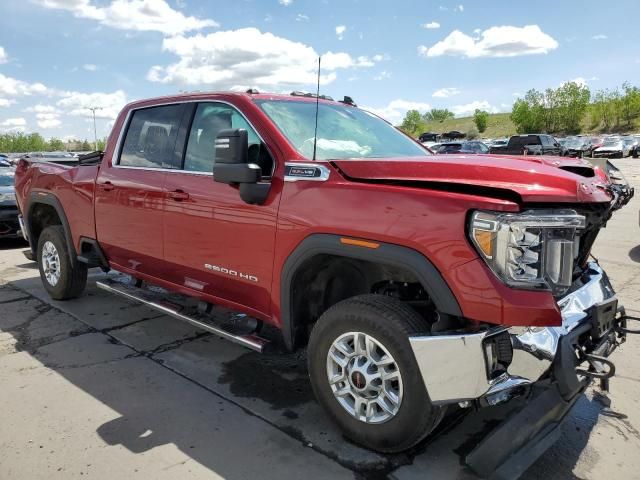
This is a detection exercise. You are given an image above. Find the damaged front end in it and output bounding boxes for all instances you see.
[408,171,636,477]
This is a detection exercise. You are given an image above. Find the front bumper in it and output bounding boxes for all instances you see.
[593,150,621,158]
[409,261,625,405]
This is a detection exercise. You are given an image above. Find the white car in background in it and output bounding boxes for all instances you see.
[593,138,632,158]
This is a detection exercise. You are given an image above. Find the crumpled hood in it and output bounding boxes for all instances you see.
[332,154,613,204]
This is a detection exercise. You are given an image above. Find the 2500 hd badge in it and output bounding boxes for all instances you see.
[205,263,259,283]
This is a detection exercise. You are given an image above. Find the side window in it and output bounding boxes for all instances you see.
[119,104,184,169]
[184,102,273,176]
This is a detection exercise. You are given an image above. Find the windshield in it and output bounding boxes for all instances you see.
[602,139,621,147]
[256,99,429,160]
[0,175,14,187]
[566,138,585,148]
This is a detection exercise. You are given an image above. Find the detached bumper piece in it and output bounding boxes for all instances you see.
[409,262,636,478]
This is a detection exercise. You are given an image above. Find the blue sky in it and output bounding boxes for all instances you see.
[0,0,638,141]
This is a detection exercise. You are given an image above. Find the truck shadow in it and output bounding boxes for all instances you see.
[0,238,28,250]
[2,275,608,480]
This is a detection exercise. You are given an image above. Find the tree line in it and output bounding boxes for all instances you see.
[399,80,640,138]
[512,81,640,134]
[0,132,106,153]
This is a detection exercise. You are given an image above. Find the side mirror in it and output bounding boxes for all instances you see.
[213,128,270,205]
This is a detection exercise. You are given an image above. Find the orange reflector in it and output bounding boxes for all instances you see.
[473,230,493,257]
[340,237,380,249]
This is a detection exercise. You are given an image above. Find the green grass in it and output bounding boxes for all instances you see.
[420,112,640,138]
[422,113,516,138]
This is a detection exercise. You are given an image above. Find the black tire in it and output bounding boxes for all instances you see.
[308,294,443,453]
[37,225,87,300]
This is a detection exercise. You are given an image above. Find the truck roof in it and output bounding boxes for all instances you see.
[124,91,353,111]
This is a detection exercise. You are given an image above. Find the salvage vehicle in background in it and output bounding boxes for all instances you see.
[432,141,489,154]
[563,136,599,158]
[12,90,638,478]
[593,138,631,158]
[489,134,562,156]
[0,169,20,239]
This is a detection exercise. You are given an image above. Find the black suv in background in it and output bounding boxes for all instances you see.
[489,134,561,156]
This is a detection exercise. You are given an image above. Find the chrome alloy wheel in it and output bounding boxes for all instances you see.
[41,240,61,286]
[326,331,403,424]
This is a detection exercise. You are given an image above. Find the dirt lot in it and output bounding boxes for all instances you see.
[1,158,639,480]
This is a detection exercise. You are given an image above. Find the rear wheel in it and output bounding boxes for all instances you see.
[308,294,443,453]
[37,225,87,300]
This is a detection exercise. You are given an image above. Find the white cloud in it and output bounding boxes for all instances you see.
[24,104,58,113]
[57,90,127,120]
[362,99,432,125]
[296,14,309,21]
[335,25,346,40]
[147,28,378,90]
[592,34,607,40]
[432,87,460,98]
[422,21,440,29]
[450,100,498,117]
[0,117,27,132]
[454,4,464,11]
[439,5,447,11]
[0,46,7,64]
[83,63,98,71]
[0,73,51,97]
[0,99,14,107]
[373,70,391,81]
[278,0,293,5]
[34,0,218,35]
[560,76,598,87]
[36,114,62,129]
[419,25,558,58]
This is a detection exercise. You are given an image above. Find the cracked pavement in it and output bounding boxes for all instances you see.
[0,158,639,480]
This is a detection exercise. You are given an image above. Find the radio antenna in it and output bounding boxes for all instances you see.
[312,56,321,161]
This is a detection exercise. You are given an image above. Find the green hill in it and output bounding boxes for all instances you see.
[422,113,516,138]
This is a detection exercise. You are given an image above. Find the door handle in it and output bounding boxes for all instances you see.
[99,181,114,191]
[169,190,190,201]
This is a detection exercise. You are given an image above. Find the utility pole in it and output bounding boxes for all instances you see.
[87,107,103,151]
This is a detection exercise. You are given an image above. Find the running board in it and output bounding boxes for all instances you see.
[95,278,269,353]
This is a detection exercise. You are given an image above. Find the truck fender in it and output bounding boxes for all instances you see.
[279,234,462,350]
[26,191,76,261]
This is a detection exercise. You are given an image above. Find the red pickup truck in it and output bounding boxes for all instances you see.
[13,91,637,476]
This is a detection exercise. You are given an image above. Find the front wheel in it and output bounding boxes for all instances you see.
[307,294,443,453]
[37,225,88,300]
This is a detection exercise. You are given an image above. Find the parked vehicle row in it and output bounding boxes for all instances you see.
[418,132,640,159]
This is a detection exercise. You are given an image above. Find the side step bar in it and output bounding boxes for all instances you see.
[96,278,269,353]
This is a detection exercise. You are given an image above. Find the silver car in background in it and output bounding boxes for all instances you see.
[0,169,20,239]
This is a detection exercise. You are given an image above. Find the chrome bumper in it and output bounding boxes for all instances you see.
[409,262,618,404]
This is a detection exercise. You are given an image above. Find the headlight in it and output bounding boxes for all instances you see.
[469,210,585,295]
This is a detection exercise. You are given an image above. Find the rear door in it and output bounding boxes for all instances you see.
[95,103,187,278]
[162,101,279,317]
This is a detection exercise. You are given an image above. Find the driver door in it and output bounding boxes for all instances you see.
[162,101,279,317]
